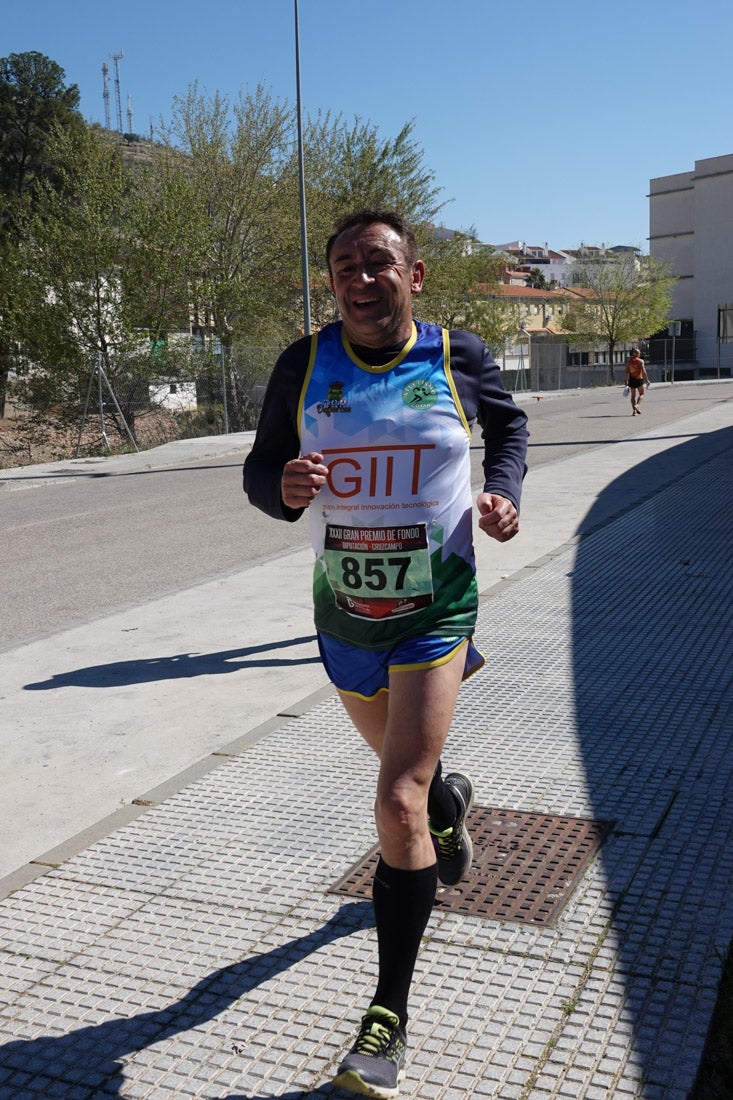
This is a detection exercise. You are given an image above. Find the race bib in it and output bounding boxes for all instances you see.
[323,523,434,620]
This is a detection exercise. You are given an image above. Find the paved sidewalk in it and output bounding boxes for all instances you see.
[1,403,732,1098]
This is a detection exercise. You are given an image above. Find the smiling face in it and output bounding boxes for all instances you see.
[328,222,425,348]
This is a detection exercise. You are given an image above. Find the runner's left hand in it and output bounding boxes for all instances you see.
[477,493,519,542]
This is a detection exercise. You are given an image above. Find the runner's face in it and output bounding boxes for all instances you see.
[328,223,424,348]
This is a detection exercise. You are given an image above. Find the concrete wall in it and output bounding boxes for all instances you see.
[649,170,695,320]
[650,154,733,371]
[692,155,733,351]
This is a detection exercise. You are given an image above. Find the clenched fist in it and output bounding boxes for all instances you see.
[281,451,329,510]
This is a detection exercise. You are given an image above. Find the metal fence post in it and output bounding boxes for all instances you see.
[220,345,229,434]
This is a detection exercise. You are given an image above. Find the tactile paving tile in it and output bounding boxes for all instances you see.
[329,805,613,926]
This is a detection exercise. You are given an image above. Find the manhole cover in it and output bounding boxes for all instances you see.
[328,805,613,926]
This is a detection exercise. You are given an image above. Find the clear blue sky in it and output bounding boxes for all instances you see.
[5,0,731,252]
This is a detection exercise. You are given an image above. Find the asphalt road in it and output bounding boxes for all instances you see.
[2,381,731,651]
[2,379,731,882]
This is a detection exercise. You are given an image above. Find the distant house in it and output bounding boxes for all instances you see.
[474,283,618,385]
[479,283,586,337]
[494,241,573,287]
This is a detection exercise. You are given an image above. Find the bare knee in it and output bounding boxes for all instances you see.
[375,781,427,843]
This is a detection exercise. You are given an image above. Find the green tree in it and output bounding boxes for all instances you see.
[164,84,298,340]
[415,234,512,351]
[0,51,84,416]
[0,51,82,199]
[561,252,676,380]
[124,145,207,347]
[13,125,163,440]
[307,115,443,228]
[161,83,298,428]
[3,63,471,450]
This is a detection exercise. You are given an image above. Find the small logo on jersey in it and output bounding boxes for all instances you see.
[317,381,351,416]
[402,379,438,409]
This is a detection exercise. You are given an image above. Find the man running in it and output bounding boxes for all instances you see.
[243,209,528,1097]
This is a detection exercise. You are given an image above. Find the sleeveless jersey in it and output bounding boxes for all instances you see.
[298,320,478,649]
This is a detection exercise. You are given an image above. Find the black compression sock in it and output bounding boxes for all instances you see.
[371,857,438,1026]
[427,760,458,831]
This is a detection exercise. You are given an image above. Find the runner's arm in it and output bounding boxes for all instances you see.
[243,338,310,521]
[449,330,529,512]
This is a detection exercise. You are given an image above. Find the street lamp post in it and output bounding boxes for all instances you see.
[294,0,311,336]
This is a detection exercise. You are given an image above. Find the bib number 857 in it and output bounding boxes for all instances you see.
[341,555,410,592]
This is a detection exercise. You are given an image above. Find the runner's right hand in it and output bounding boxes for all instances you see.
[281,452,328,509]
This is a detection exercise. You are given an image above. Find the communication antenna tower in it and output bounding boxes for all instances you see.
[109,50,124,133]
[101,62,111,129]
[127,93,133,135]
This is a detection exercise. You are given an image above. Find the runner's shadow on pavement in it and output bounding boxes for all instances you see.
[571,424,733,1093]
[221,1085,351,1099]
[221,1093,324,1099]
[23,635,321,690]
[0,902,373,1099]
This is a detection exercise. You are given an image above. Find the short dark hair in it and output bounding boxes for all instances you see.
[326,209,419,270]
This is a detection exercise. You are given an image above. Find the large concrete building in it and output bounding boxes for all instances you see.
[649,153,733,376]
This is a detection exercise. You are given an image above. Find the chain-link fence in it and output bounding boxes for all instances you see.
[501,333,732,394]
[74,346,282,454]
[0,347,283,467]
[502,364,621,392]
[646,334,733,381]
[3,336,732,469]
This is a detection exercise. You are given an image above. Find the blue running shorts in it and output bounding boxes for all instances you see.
[317,633,485,700]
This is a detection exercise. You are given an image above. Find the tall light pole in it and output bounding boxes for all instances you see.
[294,0,311,335]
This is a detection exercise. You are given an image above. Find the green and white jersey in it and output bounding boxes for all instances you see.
[298,320,478,649]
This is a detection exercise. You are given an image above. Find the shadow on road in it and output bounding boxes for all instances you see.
[0,902,373,1098]
[23,635,321,690]
[571,424,733,1089]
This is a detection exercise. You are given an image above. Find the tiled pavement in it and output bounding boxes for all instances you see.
[1,431,732,1098]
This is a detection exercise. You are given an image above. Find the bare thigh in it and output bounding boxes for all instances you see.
[338,642,468,868]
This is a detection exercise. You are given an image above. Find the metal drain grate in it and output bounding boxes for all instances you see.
[329,805,614,926]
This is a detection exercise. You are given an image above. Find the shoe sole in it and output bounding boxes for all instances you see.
[438,829,474,887]
[333,1067,404,1098]
[445,772,475,816]
[438,773,475,886]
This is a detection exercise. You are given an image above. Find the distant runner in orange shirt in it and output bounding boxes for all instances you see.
[625,347,650,414]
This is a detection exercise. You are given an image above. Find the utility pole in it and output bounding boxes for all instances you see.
[101,62,110,129]
[294,0,311,335]
[110,51,124,133]
[127,93,133,135]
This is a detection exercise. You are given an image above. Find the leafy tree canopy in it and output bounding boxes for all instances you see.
[528,267,548,289]
[416,235,512,350]
[0,52,86,415]
[0,51,82,204]
[160,82,299,350]
[561,253,676,361]
[13,124,141,406]
[3,57,504,443]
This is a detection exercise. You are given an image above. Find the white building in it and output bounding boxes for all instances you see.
[494,242,574,287]
[649,153,733,375]
[148,379,198,413]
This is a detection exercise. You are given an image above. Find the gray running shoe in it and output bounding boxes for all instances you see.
[429,771,475,885]
[333,1005,407,1098]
